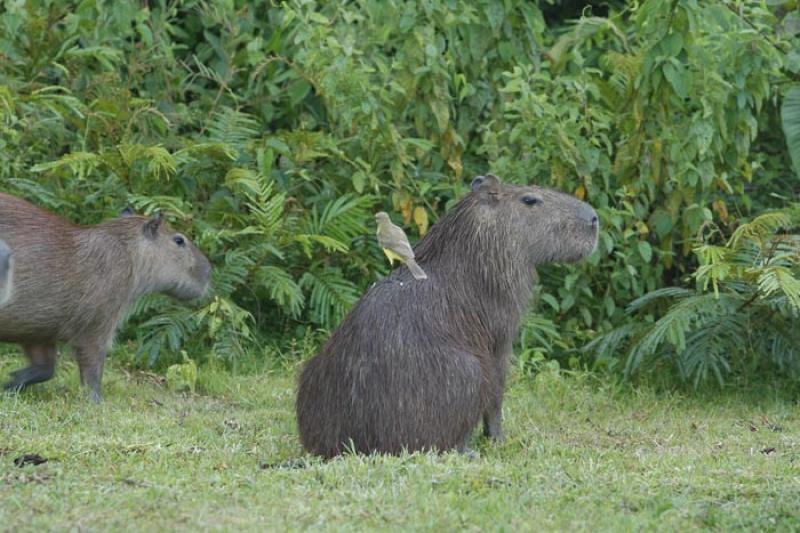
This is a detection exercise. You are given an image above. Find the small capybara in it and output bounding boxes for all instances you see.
[296,174,599,457]
[0,193,212,402]
[0,240,12,306]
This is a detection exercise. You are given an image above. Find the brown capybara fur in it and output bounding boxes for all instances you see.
[296,174,599,457]
[0,193,212,402]
[0,239,12,306]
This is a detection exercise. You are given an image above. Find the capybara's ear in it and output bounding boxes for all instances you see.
[142,212,164,240]
[471,174,501,194]
[471,175,486,192]
[120,206,135,217]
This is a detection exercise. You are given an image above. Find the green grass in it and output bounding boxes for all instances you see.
[1,355,799,532]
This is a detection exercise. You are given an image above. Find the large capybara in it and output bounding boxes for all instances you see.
[0,239,12,306]
[0,193,212,402]
[296,174,599,457]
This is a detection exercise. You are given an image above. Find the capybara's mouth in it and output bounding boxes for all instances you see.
[584,222,599,255]
[200,279,212,298]
[170,280,209,301]
[565,221,599,261]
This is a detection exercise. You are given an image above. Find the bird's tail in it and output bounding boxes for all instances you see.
[406,258,428,280]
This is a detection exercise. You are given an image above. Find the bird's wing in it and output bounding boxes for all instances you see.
[379,224,416,258]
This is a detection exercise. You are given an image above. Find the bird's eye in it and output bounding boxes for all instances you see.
[521,194,541,206]
[173,235,186,247]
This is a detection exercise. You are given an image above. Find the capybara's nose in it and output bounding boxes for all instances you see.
[579,203,599,228]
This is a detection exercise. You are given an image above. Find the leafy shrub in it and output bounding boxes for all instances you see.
[0,0,798,379]
[589,208,800,385]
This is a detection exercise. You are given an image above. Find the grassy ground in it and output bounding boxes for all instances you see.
[1,355,799,532]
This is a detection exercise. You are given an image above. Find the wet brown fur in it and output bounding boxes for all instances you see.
[0,193,212,402]
[296,174,599,457]
[0,239,12,306]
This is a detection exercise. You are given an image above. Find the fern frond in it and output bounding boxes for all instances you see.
[118,144,177,180]
[65,45,125,70]
[756,266,800,312]
[207,108,260,148]
[307,194,372,244]
[3,179,73,209]
[255,265,304,317]
[678,313,744,386]
[625,287,694,313]
[137,311,198,365]
[625,293,738,377]
[125,195,193,218]
[212,249,256,297]
[31,151,102,177]
[755,319,800,373]
[519,313,564,353]
[300,269,360,327]
[226,171,289,240]
[124,294,172,323]
[729,211,793,247]
[26,86,87,119]
[294,234,349,256]
[584,322,640,361]
[601,51,643,97]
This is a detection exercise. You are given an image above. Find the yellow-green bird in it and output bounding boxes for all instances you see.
[375,212,428,280]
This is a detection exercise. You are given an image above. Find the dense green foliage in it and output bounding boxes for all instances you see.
[590,208,800,384]
[1,0,799,383]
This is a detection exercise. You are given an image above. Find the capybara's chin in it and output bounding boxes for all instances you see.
[296,173,599,457]
[169,279,209,301]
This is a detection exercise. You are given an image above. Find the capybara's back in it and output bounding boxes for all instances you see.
[297,280,485,456]
[296,175,599,457]
[0,192,212,401]
[0,193,86,338]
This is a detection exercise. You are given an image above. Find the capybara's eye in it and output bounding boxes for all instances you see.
[521,194,541,206]
[173,235,186,247]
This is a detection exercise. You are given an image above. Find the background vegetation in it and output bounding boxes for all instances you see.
[2,0,800,386]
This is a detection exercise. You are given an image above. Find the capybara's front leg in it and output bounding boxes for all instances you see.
[76,343,107,403]
[482,403,505,442]
[4,343,57,392]
[482,346,509,442]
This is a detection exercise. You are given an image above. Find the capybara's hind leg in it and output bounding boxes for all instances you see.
[4,343,57,392]
[457,437,479,459]
[76,343,107,403]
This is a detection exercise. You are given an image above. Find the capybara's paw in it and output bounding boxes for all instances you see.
[4,364,55,391]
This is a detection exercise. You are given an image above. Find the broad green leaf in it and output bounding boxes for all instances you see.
[638,241,653,263]
[781,84,800,179]
[663,61,691,99]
